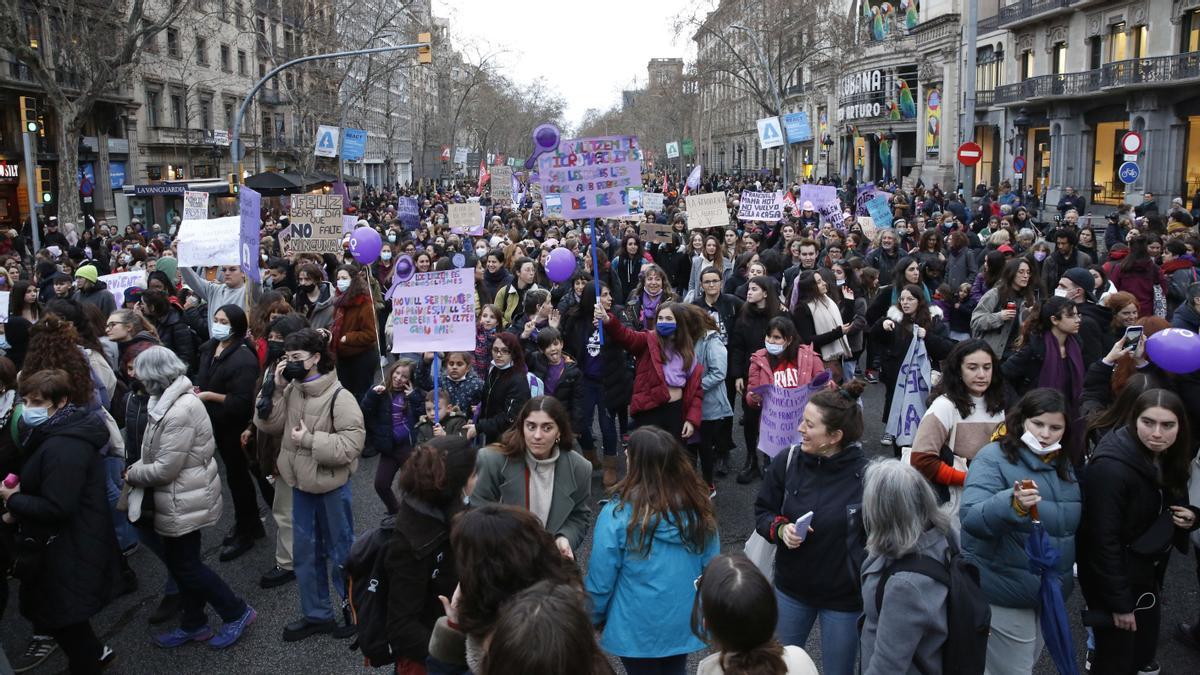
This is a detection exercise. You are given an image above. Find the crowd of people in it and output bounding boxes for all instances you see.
[1,170,1199,675]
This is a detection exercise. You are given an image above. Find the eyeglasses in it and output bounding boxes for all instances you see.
[105,321,128,328]
[285,352,312,363]
[492,346,510,355]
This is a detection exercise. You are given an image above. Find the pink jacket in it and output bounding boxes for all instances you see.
[744,345,826,408]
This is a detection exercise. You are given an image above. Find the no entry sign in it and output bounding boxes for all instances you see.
[957,142,982,166]
[1121,131,1143,155]
[1013,155,1026,173]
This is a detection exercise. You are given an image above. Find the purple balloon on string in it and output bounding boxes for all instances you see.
[545,247,576,284]
[350,226,382,264]
[524,123,561,169]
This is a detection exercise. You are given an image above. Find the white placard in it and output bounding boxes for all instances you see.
[643,192,665,212]
[448,203,484,235]
[738,190,784,221]
[98,271,146,307]
[176,216,241,266]
[391,269,477,353]
[343,215,359,234]
[182,191,209,222]
[0,291,8,323]
[491,165,513,203]
[685,192,729,230]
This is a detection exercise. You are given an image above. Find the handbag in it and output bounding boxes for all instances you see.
[743,445,799,583]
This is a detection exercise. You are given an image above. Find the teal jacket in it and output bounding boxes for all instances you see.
[585,499,719,658]
[960,441,1082,608]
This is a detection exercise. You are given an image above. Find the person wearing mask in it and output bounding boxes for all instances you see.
[255,328,365,641]
[329,264,378,404]
[180,264,262,333]
[293,262,335,330]
[960,389,1082,674]
[382,436,477,673]
[139,289,196,371]
[360,359,423,514]
[125,347,257,649]
[971,258,1036,361]
[465,332,531,445]
[753,380,869,675]
[72,265,116,317]
[414,350,484,421]
[0,370,119,672]
[728,276,784,483]
[494,257,540,326]
[195,304,268,561]
[859,460,955,675]
[1078,389,1198,675]
[792,270,859,382]
[1053,268,1110,368]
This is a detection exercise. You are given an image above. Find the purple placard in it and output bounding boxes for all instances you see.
[239,187,262,282]
[755,385,810,458]
[397,197,420,230]
[537,135,644,219]
[800,184,842,228]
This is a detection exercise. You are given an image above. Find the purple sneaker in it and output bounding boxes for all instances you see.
[153,626,214,648]
[209,605,257,649]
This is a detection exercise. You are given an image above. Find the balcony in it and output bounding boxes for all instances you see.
[998,0,1073,30]
[994,51,1200,105]
[3,58,35,83]
[976,90,995,108]
[978,15,1001,34]
[260,88,288,105]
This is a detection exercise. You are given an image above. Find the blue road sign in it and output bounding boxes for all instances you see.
[1118,161,1140,185]
[1013,155,1026,173]
[783,112,813,143]
[342,129,367,161]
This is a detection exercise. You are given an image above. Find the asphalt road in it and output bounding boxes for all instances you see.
[4,381,1199,674]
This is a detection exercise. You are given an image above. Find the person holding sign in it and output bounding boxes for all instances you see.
[180,265,262,334]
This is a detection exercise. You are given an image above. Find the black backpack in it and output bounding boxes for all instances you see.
[875,540,990,675]
[346,516,397,667]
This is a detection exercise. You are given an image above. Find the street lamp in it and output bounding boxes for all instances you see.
[729,23,788,188]
[821,135,833,180]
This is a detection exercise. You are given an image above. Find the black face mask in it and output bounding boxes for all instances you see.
[267,340,285,364]
[283,360,309,381]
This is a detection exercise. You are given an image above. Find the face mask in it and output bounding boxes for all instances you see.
[491,359,512,370]
[336,279,351,293]
[1033,251,1048,262]
[387,234,397,243]
[1021,429,1062,457]
[764,341,785,356]
[260,253,268,263]
[381,252,393,261]
[1053,288,1071,299]
[22,406,50,427]
[656,322,677,337]
[283,359,310,381]
[267,340,285,363]
[475,247,488,258]
[0,336,9,351]
[122,254,133,265]
[210,324,232,341]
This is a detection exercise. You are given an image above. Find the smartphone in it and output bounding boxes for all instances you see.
[1123,325,1144,350]
[795,511,814,543]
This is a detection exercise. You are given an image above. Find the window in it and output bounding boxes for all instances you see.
[1109,22,1128,62]
[219,0,227,21]
[195,36,208,65]
[220,44,230,71]
[977,45,1005,91]
[1020,50,1034,80]
[166,27,180,58]
[255,15,266,38]
[169,90,185,128]
[1131,25,1148,59]
[237,49,247,76]
[259,62,266,79]
[1088,36,1102,69]
[23,12,40,50]
[262,114,272,143]
[199,97,212,130]
[1184,9,1200,53]
[147,165,163,180]
[235,1,245,29]
[141,20,157,52]
[145,87,162,127]
[284,72,294,89]
[223,101,234,130]
[1052,42,1067,74]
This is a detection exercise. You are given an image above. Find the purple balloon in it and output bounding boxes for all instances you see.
[350,226,382,265]
[545,247,576,284]
[1145,328,1200,374]
[394,254,415,283]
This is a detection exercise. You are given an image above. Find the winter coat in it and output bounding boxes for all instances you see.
[691,292,744,347]
[527,353,584,431]
[866,247,902,285]
[5,407,120,630]
[1040,249,1092,292]
[416,364,483,416]
[560,286,632,408]
[585,498,719,658]
[1172,301,1200,331]
[970,286,1032,358]
[745,347,826,408]
[413,411,468,444]
[601,313,704,429]
[475,367,531,442]
[1108,258,1167,317]
[944,246,979,289]
[959,441,1081,609]
[125,377,223,538]
[859,528,952,675]
[695,330,732,421]
[74,281,117,317]
[754,444,868,612]
[1163,257,1199,307]
[255,370,364,494]
[870,306,955,388]
[471,447,592,549]
[154,308,197,370]
[727,304,775,382]
[494,281,540,326]
[360,387,424,460]
[296,282,336,330]
[332,293,377,358]
[1078,427,1200,613]
[195,339,259,434]
[791,296,861,357]
[385,496,458,663]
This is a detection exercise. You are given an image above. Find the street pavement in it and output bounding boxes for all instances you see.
[4,381,1199,674]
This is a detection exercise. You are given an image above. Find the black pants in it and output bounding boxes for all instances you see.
[215,431,267,538]
[743,406,763,469]
[633,399,683,438]
[47,621,102,674]
[336,349,377,404]
[164,530,247,630]
[1091,592,1161,674]
[691,419,721,485]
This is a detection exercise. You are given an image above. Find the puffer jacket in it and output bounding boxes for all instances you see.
[255,370,365,494]
[970,286,1032,357]
[125,377,223,538]
[695,330,732,421]
[960,441,1081,608]
[744,345,826,408]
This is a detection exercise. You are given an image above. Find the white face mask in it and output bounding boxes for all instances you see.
[381,251,393,261]
[764,341,785,356]
[1021,429,1062,457]
[336,279,351,293]
[211,324,232,341]
[1053,288,1071,299]
[475,247,488,258]
[492,360,512,370]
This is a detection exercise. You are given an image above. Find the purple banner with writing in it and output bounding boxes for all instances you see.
[239,187,262,283]
[537,135,644,219]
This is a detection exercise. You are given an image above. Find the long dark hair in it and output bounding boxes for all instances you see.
[491,332,527,381]
[613,426,717,556]
[998,257,1035,307]
[999,388,1073,482]
[1086,372,1162,441]
[895,284,933,335]
[1017,296,1076,347]
[479,581,615,675]
[1119,235,1152,273]
[928,339,1006,417]
[496,396,574,458]
[765,316,801,368]
[1127,388,1192,497]
[691,554,787,675]
[808,379,867,448]
[396,435,478,509]
[654,301,697,372]
[10,280,38,320]
[741,275,782,319]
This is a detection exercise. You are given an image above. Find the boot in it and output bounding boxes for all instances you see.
[736,451,761,484]
[601,455,619,489]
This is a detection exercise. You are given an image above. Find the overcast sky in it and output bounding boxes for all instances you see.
[433,0,696,131]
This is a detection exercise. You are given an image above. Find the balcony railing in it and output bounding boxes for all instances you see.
[978,14,1001,33]
[994,51,1200,104]
[976,90,995,107]
[999,0,1073,28]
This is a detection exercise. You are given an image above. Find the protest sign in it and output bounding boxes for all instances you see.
[0,291,8,323]
[397,197,420,229]
[448,203,484,236]
[182,191,209,222]
[390,269,476,353]
[491,165,513,204]
[640,220,673,245]
[537,135,644,220]
[239,187,262,283]
[177,216,241,266]
[642,192,665,213]
[287,194,344,254]
[98,271,145,307]
[454,147,468,164]
[342,215,358,234]
[856,185,893,216]
[886,337,932,446]
[685,192,728,230]
[543,193,564,220]
[800,184,841,227]
[738,191,784,222]
[754,374,831,457]
[857,216,877,243]
[866,195,894,229]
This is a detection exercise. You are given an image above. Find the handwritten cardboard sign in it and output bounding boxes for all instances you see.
[287,194,344,255]
[390,269,476,353]
[738,191,784,222]
[685,191,728,230]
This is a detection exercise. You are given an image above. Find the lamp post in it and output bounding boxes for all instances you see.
[730,23,789,188]
[821,134,833,180]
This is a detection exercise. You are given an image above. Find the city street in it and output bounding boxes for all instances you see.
[4,381,1198,674]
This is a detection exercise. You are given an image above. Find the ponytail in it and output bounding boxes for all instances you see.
[720,642,787,675]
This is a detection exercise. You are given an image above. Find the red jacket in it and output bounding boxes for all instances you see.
[602,313,704,429]
[744,346,826,408]
[1108,258,1167,317]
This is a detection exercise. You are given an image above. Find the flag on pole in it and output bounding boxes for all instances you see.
[661,174,668,193]
[685,164,703,193]
[477,160,490,196]
[783,190,797,211]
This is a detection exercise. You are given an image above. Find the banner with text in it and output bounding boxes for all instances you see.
[491,165,514,204]
[685,191,728,230]
[448,203,484,236]
[754,378,828,458]
[182,191,209,222]
[642,192,665,213]
[287,194,344,254]
[239,187,262,283]
[177,216,241,266]
[397,197,420,230]
[865,195,893,229]
[800,184,842,227]
[537,135,644,219]
[391,269,477,353]
[98,271,146,307]
[738,190,784,222]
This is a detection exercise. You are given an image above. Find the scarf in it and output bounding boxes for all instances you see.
[807,295,849,361]
[1038,331,1083,403]
[641,289,663,325]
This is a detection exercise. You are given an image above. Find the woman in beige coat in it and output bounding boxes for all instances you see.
[125,346,256,649]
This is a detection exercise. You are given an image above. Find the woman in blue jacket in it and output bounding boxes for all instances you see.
[585,426,720,675]
[360,359,423,514]
[960,388,1082,675]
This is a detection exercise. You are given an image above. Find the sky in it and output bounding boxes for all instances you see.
[433,0,697,131]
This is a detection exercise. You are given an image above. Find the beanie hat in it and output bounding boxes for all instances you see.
[75,264,99,283]
[1062,267,1095,301]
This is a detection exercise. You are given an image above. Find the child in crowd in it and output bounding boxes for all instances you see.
[526,327,582,436]
[413,388,468,443]
[474,304,502,379]
[417,350,483,417]
[361,359,423,514]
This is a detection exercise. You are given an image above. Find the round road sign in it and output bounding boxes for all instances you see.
[1013,155,1026,173]
[957,142,983,166]
[1118,161,1140,185]
[1121,131,1143,155]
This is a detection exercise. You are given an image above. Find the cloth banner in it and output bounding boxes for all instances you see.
[390,269,476,353]
[685,192,728,230]
[885,337,932,447]
[754,373,832,458]
[537,135,644,219]
[738,191,784,222]
[239,187,262,283]
[685,164,703,191]
[177,216,241,266]
[98,271,146,306]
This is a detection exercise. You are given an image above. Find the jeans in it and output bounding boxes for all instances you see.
[292,484,354,622]
[619,654,687,675]
[137,527,180,596]
[774,589,859,675]
[104,456,139,551]
[577,378,618,457]
[47,621,103,674]
[163,530,247,631]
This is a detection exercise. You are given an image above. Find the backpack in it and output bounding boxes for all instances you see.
[346,516,397,667]
[874,539,990,675]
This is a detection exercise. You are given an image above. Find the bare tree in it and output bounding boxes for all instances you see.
[0,0,188,228]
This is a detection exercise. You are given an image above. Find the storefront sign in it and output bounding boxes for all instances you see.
[109,162,126,189]
[133,184,186,195]
[0,162,18,181]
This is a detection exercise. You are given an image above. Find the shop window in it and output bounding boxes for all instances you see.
[147,165,163,180]
[1092,120,1130,205]
[1109,22,1127,62]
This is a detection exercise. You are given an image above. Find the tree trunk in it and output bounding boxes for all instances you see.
[54,102,84,229]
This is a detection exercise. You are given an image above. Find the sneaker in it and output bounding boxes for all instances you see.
[714,457,730,477]
[153,625,214,649]
[98,644,115,669]
[13,635,56,673]
[1137,662,1160,675]
[708,485,717,499]
[149,594,183,625]
[1084,648,1094,672]
[209,605,257,649]
[333,602,357,640]
[880,433,895,447]
[282,617,337,642]
[865,369,879,383]
[259,565,296,589]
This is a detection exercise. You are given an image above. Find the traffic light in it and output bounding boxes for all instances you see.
[35,167,52,204]
[19,96,39,133]
[417,32,432,65]
[228,172,239,195]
